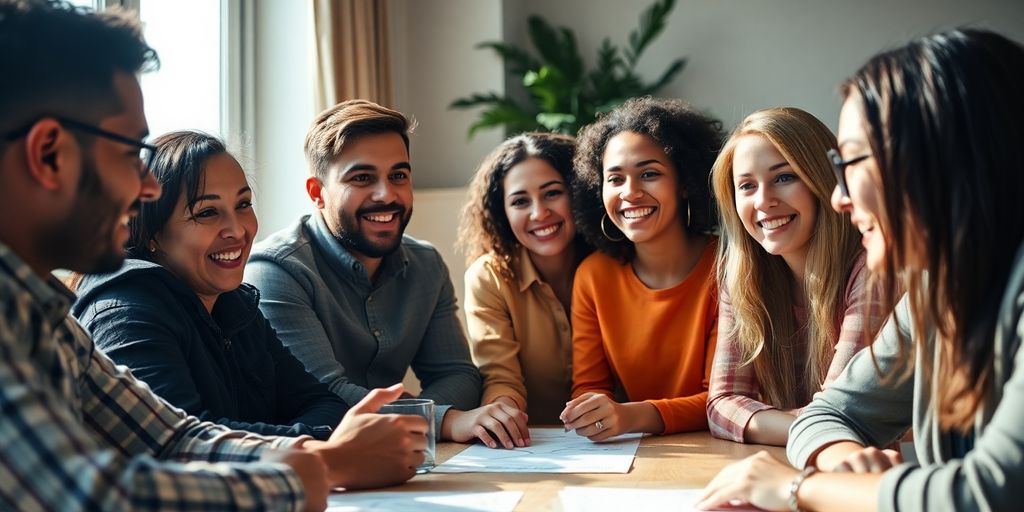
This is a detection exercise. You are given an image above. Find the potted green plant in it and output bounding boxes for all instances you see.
[450,0,686,138]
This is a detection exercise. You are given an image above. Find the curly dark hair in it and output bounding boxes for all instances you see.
[573,96,724,261]
[457,132,585,282]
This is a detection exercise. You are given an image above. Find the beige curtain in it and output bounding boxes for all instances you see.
[311,0,393,112]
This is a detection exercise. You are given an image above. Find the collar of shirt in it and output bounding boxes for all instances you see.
[0,240,75,330]
[513,245,543,293]
[307,211,410,284]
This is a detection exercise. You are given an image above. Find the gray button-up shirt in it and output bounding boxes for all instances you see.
[246,213,481,433]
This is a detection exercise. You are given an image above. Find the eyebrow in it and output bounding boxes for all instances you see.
[192,186,252,203]
[604,158,663,173]
[507,179,564,197]
[735,161,790,179]
[342,161,412,176]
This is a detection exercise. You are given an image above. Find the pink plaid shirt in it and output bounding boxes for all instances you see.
[707,252,880,442]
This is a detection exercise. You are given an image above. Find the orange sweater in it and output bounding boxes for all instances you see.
[571,241,718,434]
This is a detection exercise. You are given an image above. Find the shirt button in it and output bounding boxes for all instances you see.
[373,329,382,337]
[368,296,374,303]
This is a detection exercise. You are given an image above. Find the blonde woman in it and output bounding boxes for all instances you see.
[706,108,880,446]
[699,29,1024,512]
[458,133,589,426]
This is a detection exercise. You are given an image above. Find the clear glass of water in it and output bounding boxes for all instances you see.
[379,398,435,473]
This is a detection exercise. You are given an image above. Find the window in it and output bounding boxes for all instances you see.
[137,0,224,137]
[71,0,234,139]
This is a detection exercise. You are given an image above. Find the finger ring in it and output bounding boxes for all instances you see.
[595,420,605,430]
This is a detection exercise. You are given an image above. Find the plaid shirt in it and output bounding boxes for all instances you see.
[707,253,880,442]
[0,241,307,511]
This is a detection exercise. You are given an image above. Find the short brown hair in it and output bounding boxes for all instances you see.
[304,99,414,179]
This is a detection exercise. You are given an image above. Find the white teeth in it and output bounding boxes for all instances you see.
[759,216,794,230]
[532,224,560,237]
[209,249,242,261]
[622,207,654,219]
[364,213,396,223]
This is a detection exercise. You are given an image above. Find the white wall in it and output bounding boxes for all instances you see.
[388,0,506,190]
[503,0,1024,133]
[252,0,316,240]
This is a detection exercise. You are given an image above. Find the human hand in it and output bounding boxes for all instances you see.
[260,448,328,512]
[443,402,530,449]
[311,383,427,490]
[559,392,637,442]
[832,446,903,473]
[696,451,798,511]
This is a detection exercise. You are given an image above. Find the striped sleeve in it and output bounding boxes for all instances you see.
[706,287,773,442]
[0,306,306,511]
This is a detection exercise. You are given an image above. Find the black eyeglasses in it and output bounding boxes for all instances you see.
[4,116,157,179]
[827,148,870,199]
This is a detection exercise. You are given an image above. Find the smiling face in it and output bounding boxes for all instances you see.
[831,97,887,272]
[601,131,683,246]
[48,72,162,274]
[502,157,576,258]
[732,135,818,271]
[312,131,413,260]
[152,153,256,309]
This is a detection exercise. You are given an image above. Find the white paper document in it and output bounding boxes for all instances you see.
[559,487,758,512]
[432,428,643,473]
[327,490,522,512]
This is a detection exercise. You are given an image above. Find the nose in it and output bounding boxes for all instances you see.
[221,211,246,240]
[831,185,851,213]
[753,184,775,210]
[139,171,162,202]
[371,179,397,204]
[530,201,551,222]
[620,177,643,201]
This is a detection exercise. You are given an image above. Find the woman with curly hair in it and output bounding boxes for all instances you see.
[560,97,724,440]
[707,107,880,446]
[457,132,590,426]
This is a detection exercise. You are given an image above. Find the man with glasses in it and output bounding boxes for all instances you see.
[0,1,422,510]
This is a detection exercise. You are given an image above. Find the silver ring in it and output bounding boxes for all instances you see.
[595,420,605,430]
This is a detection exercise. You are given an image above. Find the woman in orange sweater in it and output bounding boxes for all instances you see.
[561,97,724,440]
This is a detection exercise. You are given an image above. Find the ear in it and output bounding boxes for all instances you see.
[24,118,75,191]
[306,176,326,209]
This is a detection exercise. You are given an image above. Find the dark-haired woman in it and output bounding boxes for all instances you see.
[699,29,1024,511]
[458,132,589,427]
[72,131,348,439]
[560,97,724,440]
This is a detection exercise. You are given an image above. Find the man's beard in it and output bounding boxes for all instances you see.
[331,202,413,259]
[41,154,134,274]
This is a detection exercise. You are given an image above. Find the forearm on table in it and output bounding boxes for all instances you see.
[744,409,795,446]
[808,440,867,471]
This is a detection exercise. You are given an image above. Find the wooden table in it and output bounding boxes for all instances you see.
[389,432,784,511]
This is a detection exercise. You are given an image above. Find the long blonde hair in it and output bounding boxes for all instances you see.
[711,107,862,409]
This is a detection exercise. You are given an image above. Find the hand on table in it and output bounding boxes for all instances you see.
[307,383,427,490]
[832,446,903,473]
[260,448,328,512]
[443,401,530,449]
[696,451,798,511]
[560,392,644,442]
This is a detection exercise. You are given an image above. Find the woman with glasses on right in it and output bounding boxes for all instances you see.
[698,29,1024,511]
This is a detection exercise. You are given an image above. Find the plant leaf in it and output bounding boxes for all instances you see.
[624,0,675,67]
[536,112,576,133]
[467,103,539,138]
[449,92,505,109]
[475,41,540,75]
[640,57,686,95]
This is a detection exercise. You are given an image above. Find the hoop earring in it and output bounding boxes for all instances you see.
[686,200,692,228]
[600,212,625,242]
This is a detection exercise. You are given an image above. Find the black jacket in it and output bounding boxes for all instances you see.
[73,258,348,439]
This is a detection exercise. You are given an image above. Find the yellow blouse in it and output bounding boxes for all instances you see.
[463,248,573,424]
